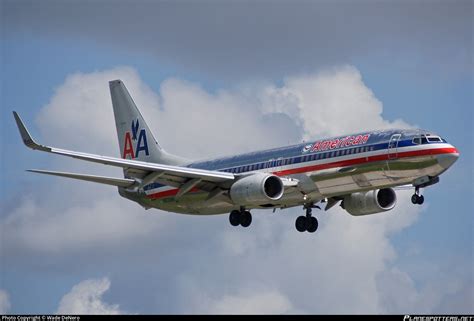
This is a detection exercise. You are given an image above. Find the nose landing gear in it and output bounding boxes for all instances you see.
[411,187,424,205]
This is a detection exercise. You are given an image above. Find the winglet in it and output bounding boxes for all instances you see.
[12,111,50,151]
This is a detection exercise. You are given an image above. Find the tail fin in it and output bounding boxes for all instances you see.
[109,80,187,166]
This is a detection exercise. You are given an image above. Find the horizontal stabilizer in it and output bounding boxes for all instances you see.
[27,169,136,187]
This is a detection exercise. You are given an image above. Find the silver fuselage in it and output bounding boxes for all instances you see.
[122,129,459,215]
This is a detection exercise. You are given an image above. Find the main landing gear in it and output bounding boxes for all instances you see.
[229,208,252,228]
[295,203,319,233]
[411,187,424,205]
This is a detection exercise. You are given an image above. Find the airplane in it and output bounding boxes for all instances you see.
[13,79,459,233]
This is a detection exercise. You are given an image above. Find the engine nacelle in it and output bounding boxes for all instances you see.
[343,188,397,216]
[230,173,284,206]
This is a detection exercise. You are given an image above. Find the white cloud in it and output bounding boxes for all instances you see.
[3,65,468,314]
[208,290,293,314]
[2,196,169,254]
[258,65,411,139]
[56,278,121,315]
[0,290,11,314]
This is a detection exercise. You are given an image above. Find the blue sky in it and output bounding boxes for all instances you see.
[1,1,472,314]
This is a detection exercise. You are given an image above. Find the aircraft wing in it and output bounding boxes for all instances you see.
[13,112,235,190]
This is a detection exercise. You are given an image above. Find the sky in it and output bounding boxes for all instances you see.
[1,0,473,315]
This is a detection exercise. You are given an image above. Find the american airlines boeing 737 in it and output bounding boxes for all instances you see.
[13,80,459,233]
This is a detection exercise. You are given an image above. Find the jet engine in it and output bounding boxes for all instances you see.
[230,173,284,205]
[342,188,397,216]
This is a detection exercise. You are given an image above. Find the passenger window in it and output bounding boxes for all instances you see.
[413,137,421,144]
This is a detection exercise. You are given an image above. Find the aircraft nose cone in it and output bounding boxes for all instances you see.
[438,147,459,169]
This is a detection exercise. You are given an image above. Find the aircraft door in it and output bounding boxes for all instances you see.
[388,134,401,160]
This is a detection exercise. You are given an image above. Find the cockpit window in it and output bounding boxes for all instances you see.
[413,133,444,144]
[427,136,442,142]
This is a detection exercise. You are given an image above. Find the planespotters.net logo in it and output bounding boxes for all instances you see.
[404,316,473,321]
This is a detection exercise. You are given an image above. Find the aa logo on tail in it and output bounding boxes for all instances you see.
[123,119,149,159]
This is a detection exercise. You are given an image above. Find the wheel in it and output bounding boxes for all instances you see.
[295,216,307,232]
[240,211,252,227]
[411,194,419,204]
[229,210,241,226]
[417,195,424,205]
[307,217,318,233]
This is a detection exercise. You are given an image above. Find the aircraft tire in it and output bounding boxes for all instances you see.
[307,217,318,233]
[295,216,307,232]
[240,211,252,227]
[417,195,424,205]
[229,210,241,226]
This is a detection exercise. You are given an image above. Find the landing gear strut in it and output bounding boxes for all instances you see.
[229,208,252,227]
[411,187,424,205]
[295,203,319,233]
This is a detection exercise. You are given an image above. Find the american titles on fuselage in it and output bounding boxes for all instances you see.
[302,134,371,153]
